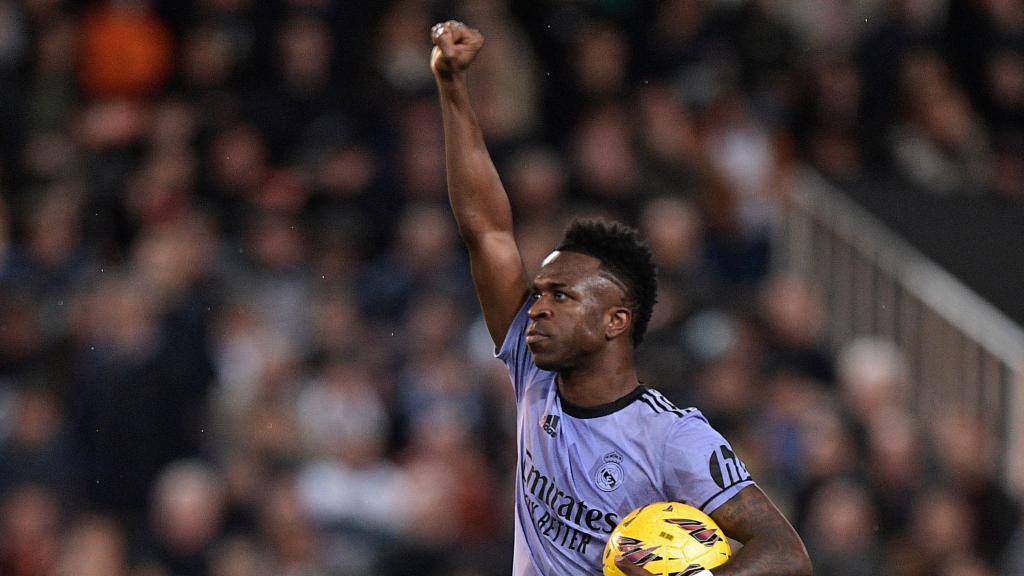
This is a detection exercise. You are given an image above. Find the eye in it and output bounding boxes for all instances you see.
[553,291,568,301]
[531,291,542,300]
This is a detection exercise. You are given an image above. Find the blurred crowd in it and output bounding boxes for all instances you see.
[0,0,1022,575]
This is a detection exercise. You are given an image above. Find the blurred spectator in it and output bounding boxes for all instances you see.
[0,291,46,381]
[302,135,390,263]
[0,484,62,576]
[204,122,268,225]
[232,210,313,347]
[690,352,761,437]
[295,357,407,543]
[206,535,271,576]
[68,273,214,522]
[391,404,504,575]
[754,368,830,497]
[888,49,991,195]
[791,52,865,184]
[78,0,174,101]
[570,21,631,107]
[791,404,861,531]
[459,0,540,147]
[780,0,879,53]
[857,0,950,162]
[756,273,834,384]
[505,146,569,225]
[394,98,448,201]
[358,202,471,322]
[210,299,296,431]
[374,0,434,96]
[570,105,643,218]
[931,413,1020,564]
[888,486,980,576]
[0,385,76,497]
[249,14,339,162]
[258,475,323,575]
[304,290,365,365]
[141,460,226,576]
[990,134,1024,199]
[59,514,131,576]
[802,479,883,576]
[640,0,720,78]
[982,48,1024,131]
[26,17,78,133]
[634,83,704,200]
[636,195,720,395]
[640,195,718,321]
[837,337,909,424]
[864,407,929,537]
[702,89,781,244]
[14,183,89,303]
[397,343,485,443]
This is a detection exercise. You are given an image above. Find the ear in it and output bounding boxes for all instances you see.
[605,307,632,340]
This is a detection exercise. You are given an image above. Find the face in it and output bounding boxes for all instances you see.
[526,251,631,371]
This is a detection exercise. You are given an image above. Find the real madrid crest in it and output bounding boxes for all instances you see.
[594,451,624,492]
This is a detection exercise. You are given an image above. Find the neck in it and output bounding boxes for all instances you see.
[556,349,639,408]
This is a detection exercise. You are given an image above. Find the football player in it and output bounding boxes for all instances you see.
[430,20,812,576]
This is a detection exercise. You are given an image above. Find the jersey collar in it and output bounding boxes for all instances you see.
[558,385,647,419]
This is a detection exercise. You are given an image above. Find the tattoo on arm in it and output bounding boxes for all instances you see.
[709,486,812,576]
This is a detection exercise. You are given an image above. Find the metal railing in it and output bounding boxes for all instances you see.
[774,168,1024,491]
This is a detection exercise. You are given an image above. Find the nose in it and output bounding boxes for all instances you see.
[527,297,550,320]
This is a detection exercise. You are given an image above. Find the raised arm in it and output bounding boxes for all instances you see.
[430,20,530,345]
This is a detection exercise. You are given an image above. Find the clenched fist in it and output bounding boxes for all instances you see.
[430,20,484,82]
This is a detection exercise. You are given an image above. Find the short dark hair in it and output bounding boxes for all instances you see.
[555,218,657,346]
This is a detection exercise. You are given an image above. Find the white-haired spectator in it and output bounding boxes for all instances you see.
[838,337,909,421]
[144,459,226,575]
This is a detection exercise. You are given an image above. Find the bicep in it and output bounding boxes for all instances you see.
[710,485,794,545]
[465,230,530,346]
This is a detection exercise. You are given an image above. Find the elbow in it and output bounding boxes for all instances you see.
[767,532,812,576]
[797,556,813,576]
[791,542,813,576]
[778,520,812,576]
[454,212,510,243]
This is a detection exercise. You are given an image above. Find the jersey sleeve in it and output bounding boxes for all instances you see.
[495,296,541,400]
[662,412,755,515]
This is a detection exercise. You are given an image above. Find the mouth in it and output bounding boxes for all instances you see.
[526,329,549,344]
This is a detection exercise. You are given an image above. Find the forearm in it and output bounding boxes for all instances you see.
[709,487,812,576]
[711,533,812,576]
[436,75,515,243]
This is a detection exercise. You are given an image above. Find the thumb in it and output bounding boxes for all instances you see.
[614,555,646,575]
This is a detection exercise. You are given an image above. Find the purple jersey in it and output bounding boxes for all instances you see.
[497,299,754,576]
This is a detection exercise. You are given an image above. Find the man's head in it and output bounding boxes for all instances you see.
[526,218,657,371]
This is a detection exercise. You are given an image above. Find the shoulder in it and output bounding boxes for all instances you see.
[666,407,728,443]
[631,387,700,421]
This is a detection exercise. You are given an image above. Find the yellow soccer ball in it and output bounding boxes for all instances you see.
[603,502,731,576]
